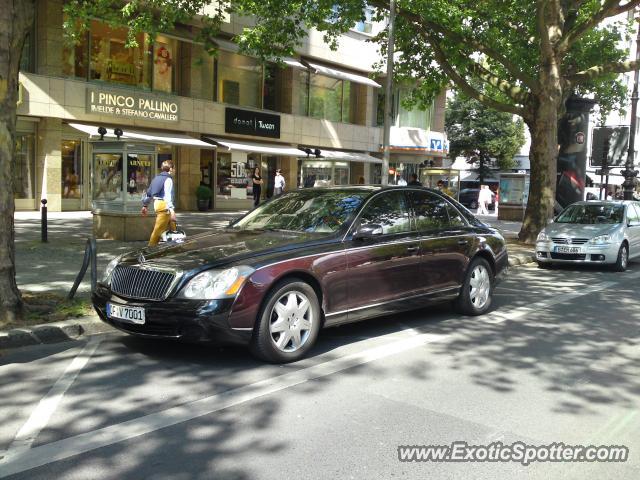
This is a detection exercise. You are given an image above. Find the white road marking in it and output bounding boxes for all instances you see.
[0,331,446,478]
[0,338,102,461]
[1,269,638,477]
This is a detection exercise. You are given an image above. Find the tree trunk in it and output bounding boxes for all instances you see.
[478,157,485,184]
[0,0,35,326]
[519,96,560,243]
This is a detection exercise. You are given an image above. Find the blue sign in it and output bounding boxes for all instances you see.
[430,139,443,151]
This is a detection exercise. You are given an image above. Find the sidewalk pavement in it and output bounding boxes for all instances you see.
[2,209,534,350]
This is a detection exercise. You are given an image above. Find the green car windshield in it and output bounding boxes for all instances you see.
[555,204,624,224]
[232,190,369,233]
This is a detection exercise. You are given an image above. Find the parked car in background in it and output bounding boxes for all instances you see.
[459,188,496,211]
[93,186,508,363]
[535,201,640,271]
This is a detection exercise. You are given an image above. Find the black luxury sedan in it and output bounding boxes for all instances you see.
[93,186,508,362]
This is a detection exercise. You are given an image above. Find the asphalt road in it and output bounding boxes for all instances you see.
[1,263,639,479]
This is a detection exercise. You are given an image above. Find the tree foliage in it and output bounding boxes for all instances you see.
[446,93,525,181]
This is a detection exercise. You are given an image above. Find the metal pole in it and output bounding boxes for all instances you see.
[623,16,640,200]
[40,199,48,242]
[381,0,396,186]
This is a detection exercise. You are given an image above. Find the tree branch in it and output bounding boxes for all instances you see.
[425,32,526,117]
[567,58,640,83]
[470,62,530,103]
[369,0,539,92]
[560,0,640,52]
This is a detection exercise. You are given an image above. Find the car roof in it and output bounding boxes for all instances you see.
[573,200,635,205]
[309,185,449,196]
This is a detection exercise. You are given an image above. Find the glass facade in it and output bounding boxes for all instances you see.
[217,50,262,108]
[310,74,343,123]
[152,35,178,93]
[376,88,433,129]
[93,153,124,202]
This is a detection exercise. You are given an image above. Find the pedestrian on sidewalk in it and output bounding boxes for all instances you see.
[274,169,286,196]
[141,160,176,246]
[407,173,422,186]
[477,185,491,215]
[252,166,263,207]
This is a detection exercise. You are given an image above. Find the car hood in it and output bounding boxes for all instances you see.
[544,223,620,238]
[123,229,330,271]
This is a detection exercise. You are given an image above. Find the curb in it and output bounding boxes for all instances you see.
[508,253,536,267]
[0,315,114,350]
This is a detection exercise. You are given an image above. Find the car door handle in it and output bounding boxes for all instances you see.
[406,245,420,253]
[457,240,469,245]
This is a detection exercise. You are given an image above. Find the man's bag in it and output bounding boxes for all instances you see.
[160,224,187,244]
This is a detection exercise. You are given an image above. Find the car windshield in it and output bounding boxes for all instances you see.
[232,190,370,233]
[555,204,624,224]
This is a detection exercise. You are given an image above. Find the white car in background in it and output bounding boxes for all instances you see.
[535,201,640,271]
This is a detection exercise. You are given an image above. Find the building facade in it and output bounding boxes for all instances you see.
[15,0,447,237]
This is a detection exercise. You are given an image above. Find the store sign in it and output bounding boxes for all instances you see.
[225,107,280,138]
[86,88,180,122]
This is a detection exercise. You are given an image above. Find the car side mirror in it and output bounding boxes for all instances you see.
[353,223,383,240]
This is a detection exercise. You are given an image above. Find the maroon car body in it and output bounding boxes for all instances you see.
[93,186,508,361]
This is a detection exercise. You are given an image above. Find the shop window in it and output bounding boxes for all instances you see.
[14,134,35,199]
[89,20,151,89]
[216,152,257,201]
[126,153,153,200]
[217,50,262,108]
[310,73,343,123]
[62,140,82,199]
[152,36,178,93]
[93,153,124,201]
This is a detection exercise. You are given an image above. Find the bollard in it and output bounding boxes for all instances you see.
[41,198,48,243]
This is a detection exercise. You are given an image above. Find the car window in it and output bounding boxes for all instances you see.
[555,204,624,224]
[446,203,467,227]
[628,203,640,223]
[358,191,411,235]
[411,191,452,231]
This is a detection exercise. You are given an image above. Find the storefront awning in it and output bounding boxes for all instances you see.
[313,149,382,164]
[304,61,382,88]
[68,123,216,148]
[205,137,305,156]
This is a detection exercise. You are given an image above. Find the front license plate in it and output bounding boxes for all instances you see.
[107,303,145,324]
[555,246,581,254]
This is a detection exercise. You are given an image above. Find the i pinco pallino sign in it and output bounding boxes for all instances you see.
[86,88,180,122]
[225,107,280,138]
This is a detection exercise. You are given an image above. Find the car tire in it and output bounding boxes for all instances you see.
[454,257,494,316]
[612,243,629,272]
[537,261,553,269]
[250,279,321,363]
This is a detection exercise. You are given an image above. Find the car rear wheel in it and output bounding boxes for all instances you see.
[454,257,494,316]
[612,243,629,272]
[250,279,321,363]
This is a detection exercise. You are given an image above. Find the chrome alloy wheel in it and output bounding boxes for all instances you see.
[621,245,629,270]
[469,264,491,310]
[269,290,314,353]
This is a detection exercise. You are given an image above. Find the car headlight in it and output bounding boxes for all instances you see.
[590,235,612,245]
[179,266,255,300]
[102,256,121,285]
[536,231,550,242]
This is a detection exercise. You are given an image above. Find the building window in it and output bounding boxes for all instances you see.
[217,50,262,108]
[62,140,82,199]
[396,89,432,130]
[152,35,178,93]
[89,20,151,89]
[355,7,374,34]
[309,73,343,123]
[293,68,309,116]
[14,134,35,200]
[189,43,215,101]
[126,153,153,200]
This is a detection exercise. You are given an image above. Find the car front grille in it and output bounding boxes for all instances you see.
[550,253,587,260]
[551,237,589,245]
[111,265,176,301]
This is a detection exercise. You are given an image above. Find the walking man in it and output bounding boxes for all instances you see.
[477,185,491,215]
[274,169,286,196]
[141,160,176,246]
